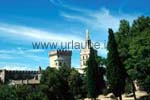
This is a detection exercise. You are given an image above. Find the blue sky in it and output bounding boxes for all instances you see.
[0,0,149,70]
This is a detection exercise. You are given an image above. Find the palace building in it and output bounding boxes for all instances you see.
[49,50,72,68]
[0,29,93,85]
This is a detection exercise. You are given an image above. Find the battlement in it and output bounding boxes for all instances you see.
[0,69,39,74]
[49,50,72,57]
[0,68,41,84]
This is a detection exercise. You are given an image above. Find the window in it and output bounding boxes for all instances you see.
[83,61,86,65]
[59,62,62,66]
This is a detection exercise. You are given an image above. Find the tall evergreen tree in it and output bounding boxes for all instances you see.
[86,48,97,99]
[96,56,106,93]
[115,20,130,63]
[86,48,105,99]
[115,19,137,100]
[106,28,126,100]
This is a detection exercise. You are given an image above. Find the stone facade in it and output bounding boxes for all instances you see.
[0,67,41,85]
[79,30,91,73]
[49,50,72,68]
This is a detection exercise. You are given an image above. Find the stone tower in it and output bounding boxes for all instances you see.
[80,29,91,70]
[49,50,72,69]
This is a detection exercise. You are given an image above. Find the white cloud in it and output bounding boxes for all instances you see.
[0,62,40,70]
[0,48,47,61]
[0,48,45,54]
[46,0,139,57]
[48,0,92,13]
[0,23,84,43]
[60,7,136,57]
[61,8,138,31]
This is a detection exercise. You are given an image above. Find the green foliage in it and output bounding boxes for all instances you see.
[68,68,87,99]
[86,48,97,98]
[115,16,150,93]
[96,56,107,66]
[115,19,130,64]
[0,66,86,100]
[26,90,48,100]
[40,67,74,100]
[107,28,126,99]
[0,85,16,100]
[40,66,88,99]
[15,85,32,100]
[1,15,149,100]
[86,48,106,99]
[0,84,48,100]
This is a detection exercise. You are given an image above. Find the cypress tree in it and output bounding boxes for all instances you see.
[86,48,105,99]
[106,28,126,100]
[86,48,98,100]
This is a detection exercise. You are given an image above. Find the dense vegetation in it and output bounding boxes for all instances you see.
[0,63,105,100]
[0,16,149,100]
[106,28,126,100]
[115,16,150,94]
[86,48,105,99]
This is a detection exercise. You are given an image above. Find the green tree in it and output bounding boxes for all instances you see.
[58,66,75,100]
[115,20,130,63]
[126,16,150,93]
[68,68,86,99]
[106,28,126,100]
[40,67,62,100]
[115,19,137,100]
[15,85,30,100]
[26,89,48,100]
[96,56,106,93]
[128,30,150,93]
[0,85,16,100]
[86,48,105,99]
[40,67,75,100]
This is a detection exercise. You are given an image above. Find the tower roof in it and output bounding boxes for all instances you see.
[86,29,90,40]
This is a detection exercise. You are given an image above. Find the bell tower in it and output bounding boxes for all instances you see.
[80,29,91,72]
[85,29,91,49]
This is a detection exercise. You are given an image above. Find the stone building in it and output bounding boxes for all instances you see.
[0,67,41,85]
[0,29,93,84]
[78,29,94,73]
[49,50,72,68]
[80,29,91,69]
